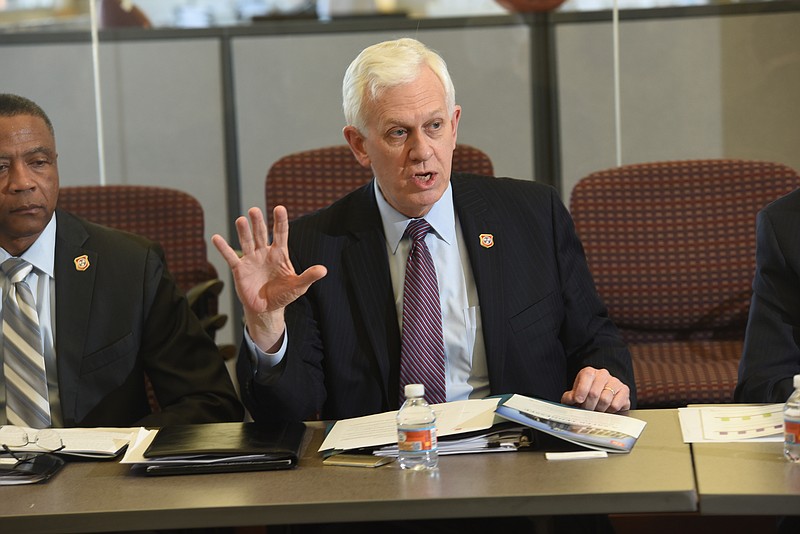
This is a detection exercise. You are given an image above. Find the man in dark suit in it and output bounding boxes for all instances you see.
[734,189,800,534]
[0,93,242,427]
[736,187,800,404]
[214,38,635,425]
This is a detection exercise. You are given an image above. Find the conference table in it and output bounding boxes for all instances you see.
[0,409,695,533]
[693,440,800,515]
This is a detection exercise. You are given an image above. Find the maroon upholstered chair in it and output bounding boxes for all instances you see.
[57,185,228,344]
[569,160,800,407]
[265,144,494,228]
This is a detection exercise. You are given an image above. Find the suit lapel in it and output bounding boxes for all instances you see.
[53,210,98,426]
[452,176,507,390]
[341,186,399,403]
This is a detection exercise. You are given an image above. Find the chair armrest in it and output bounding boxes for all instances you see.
[186,278,224,309]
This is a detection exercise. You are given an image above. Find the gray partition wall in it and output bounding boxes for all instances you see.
[557,10,800,197]
[1,33,235,343]
[232,24,534,227]
[0,3,797,346]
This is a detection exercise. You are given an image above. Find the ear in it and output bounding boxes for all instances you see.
[451,105,462,148]
[343,126,371,169]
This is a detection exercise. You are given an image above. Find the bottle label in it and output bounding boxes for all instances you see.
[785,419,800,444]
[398,426,437,452]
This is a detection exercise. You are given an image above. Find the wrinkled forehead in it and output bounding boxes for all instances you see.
[0,114,56,152]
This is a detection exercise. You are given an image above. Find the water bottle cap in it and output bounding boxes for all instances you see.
[404,384,424,399]
[794,374,800,389]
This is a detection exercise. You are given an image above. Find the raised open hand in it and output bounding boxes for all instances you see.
[212,206,327,351]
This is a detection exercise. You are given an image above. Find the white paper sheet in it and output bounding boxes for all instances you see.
[677,404,784,443]
[318,398,501,452]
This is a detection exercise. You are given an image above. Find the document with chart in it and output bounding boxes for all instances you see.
[677,403,784,443]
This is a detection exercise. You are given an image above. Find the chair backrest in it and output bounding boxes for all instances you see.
[57,185,215,297]
[569,159,800,342]
[265,144,494,228]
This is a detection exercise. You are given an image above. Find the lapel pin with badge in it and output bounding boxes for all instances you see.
[479,234,494,249]
[73,255,90,272]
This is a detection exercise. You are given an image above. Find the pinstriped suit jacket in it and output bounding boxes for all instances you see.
[238,174,635,423]
[736,188,800,403]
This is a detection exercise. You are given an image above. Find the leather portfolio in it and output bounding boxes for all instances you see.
[141,420,306,475]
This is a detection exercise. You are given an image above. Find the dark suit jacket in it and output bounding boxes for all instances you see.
[53,209,242,427]
[239,174,635,422]
[736,188,800,403]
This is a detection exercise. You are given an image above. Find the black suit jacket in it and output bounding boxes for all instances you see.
[239,174,635,422]
[736,188,800,403]
[53,209,243,427]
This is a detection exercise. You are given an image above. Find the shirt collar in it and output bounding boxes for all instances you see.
[374,179,456,254]
[0,213,57,278]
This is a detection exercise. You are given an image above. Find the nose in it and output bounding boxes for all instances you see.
[7,161,36,193]
[408,135,433,163]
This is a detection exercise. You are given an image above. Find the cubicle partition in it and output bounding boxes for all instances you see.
[0,2,797,346]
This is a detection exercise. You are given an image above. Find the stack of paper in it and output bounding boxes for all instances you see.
[318,398,504,455]
[319,395,648,457]
[374,425,530,456]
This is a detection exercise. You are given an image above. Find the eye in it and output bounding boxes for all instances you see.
[29,157,51,168]
[389,128,407,138]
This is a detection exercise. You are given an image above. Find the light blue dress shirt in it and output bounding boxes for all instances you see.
[0,214,62,426]
[247,180,489,401]
[376,181,489,401]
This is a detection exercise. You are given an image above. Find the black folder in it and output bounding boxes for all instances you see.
[141,421,306,476]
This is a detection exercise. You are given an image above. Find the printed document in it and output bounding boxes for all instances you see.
[318,398,501,452]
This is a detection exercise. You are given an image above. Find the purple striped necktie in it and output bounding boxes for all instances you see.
[399,219,446,405]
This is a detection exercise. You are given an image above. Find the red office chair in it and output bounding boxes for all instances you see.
[570,159,800,407]
[58,185,224,336]
[265,144,494,228]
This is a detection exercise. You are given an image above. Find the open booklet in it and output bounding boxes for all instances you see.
[320,394,646,456]
[495,394,646,453]
[0,425,135,458]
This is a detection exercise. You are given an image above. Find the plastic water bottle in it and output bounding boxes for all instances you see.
[397,384,438,470]
[784,374,800,463]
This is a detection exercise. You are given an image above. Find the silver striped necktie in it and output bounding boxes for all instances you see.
[2,258,50,428]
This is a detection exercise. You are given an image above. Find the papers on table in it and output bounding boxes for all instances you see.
[120,427,160,464]
[374,425,529,456]
[0,425,135,458]
[319,394,648,456]
[319,398,503,453]
[677,404,784,443]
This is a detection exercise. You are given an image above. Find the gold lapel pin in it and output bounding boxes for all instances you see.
[479,234,494,249]
[74,255,90,272]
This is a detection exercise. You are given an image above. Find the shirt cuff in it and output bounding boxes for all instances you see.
[244,326,287,378]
